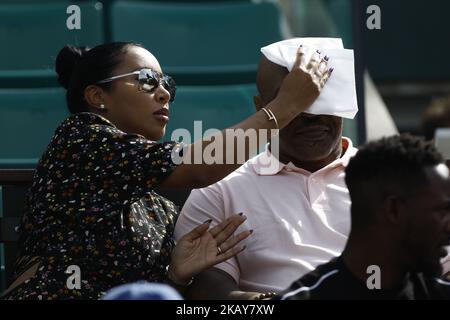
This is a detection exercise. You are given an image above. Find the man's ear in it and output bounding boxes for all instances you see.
[84,85,107,111]
[383,195,407,226]
[253,95,264,112]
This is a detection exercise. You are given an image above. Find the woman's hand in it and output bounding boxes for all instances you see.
[168,213,251,285]
[271,47,333,120]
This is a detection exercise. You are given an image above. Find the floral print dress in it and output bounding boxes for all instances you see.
[2,112,184,300]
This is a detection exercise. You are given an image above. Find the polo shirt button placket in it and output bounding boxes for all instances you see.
[307,176,315,203]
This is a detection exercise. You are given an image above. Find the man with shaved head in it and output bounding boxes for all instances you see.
[174,54,357,299]
[256,55,344,173]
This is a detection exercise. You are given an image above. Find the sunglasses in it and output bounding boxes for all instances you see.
[97,68,177,103]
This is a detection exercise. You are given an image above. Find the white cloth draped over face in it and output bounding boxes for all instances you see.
[261,37,358,119]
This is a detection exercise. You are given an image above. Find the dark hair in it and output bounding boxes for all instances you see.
[422,95,450,141]
[55,42,143,114]
[345,134,443,228]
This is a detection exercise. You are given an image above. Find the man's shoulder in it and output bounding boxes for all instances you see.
[199,153,266,189]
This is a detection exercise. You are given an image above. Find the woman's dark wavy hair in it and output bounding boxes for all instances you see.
[55,42,143,114]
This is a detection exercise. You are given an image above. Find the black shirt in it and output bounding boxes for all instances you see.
[276,257,450,300]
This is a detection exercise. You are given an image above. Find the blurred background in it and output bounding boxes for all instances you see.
[1,0,449,292]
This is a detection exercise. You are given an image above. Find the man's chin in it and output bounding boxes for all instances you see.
[290,144,336,160]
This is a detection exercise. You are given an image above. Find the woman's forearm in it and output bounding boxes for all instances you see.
[161,97,303,189]
[162,49,329,189]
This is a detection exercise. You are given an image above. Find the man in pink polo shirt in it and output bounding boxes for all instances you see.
[174,55,358,299]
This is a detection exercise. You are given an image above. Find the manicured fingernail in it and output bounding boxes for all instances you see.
[249,229,254,234]
[299,44,303,47]
[238,212,244,216]
[241,245,247,251]
[324,56,329,61]
[329,67,334,73]
[203,219,212,224]
[316,49,321,54]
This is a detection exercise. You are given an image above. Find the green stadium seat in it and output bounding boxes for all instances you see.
[0,1,105,87]
[110,1,283,85]
[0,159,38,169]
[0,0,61,2]
[0,84,256,166]
[363,0,450,81]
[0,88,69,163]
[164,84,257,142]
[100,0,249,3]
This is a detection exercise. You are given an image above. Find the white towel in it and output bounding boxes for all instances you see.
[261,38,358,119]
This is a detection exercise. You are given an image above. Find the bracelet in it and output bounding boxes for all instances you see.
[166,266,194,287]
[261,107,279,129]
